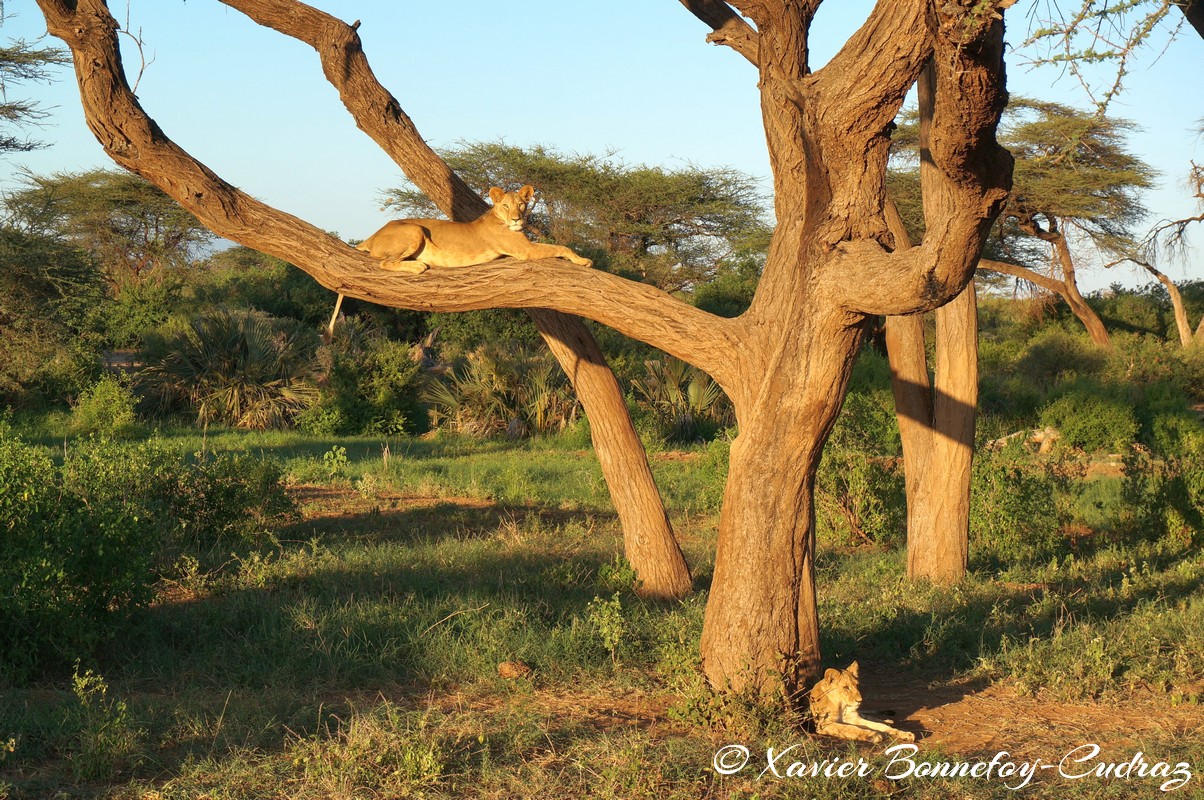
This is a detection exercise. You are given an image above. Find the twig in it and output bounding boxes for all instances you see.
[420,603,490,637]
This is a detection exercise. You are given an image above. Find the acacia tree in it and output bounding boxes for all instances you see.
[37,0,1013,698]
[982,99,1155,348]
[4,168,214,286]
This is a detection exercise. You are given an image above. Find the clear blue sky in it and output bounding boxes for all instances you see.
[2,1,1201,292]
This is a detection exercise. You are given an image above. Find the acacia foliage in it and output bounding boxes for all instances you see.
[0,227,106,404]
[4,168,213,285]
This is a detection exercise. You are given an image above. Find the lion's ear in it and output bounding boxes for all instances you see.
[846,661,860,677]
[823,668,841,681]
[488,187,505,205]
[518,184,535,203]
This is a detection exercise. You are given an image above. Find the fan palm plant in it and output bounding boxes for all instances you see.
[139,308,320,428]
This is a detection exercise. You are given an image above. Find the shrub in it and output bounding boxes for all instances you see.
[1014,328,1105,391]
[0,432,156,681]
[70,373,139,436]
[970,445,1070,568]
[300,319,428,436]
[1,428,294,680]
[816,452,906,547]
[139,307,320,428]
[423,345,578,438]
[1039,387,1139,454]
[1121,434,1204,546]
[630,357,732,443]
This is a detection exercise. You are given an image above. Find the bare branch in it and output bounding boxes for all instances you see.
[677,0,759,65]
[219,0,486,222]
[978,257,1067,296]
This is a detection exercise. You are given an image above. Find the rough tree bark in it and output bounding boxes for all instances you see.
[885,64,978,585]
[39,0,1013,700]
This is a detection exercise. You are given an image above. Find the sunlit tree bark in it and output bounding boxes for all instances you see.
[38,0,1013,699]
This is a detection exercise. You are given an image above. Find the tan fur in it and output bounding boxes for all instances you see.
[356,185,592,273]
[808,661,915,744]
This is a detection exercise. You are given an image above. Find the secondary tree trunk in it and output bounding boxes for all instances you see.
[529,311,691,598]
[1052,235,1111,348]
[884,61,976,585]
[887,284,978,584]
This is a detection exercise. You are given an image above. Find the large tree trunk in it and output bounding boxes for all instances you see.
[702,307,865,696]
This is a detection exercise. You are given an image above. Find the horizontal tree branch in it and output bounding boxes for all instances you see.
[36,0,743,391]
[978,258,1067,295]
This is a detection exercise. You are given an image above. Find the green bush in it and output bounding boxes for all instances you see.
[1121,433,1204,545]
[1039,386,1139,453]
[1,428,295,680]
[816,451,906,547]
[423,345,579,439]
[300,320,428,436]
[0,431,156,681]
[970,445,1070,567]
[69,374,139,436]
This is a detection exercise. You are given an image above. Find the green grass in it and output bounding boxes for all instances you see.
[1,421,1201,799]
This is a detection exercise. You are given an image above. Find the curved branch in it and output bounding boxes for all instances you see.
[217,0,489,221]
[36,0,741,391]
[832,3,1013,315]
[978,258,1067,295]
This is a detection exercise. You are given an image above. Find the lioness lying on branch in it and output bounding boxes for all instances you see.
[328,185,592,336]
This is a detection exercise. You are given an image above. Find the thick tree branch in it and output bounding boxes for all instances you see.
[677,0,760,65]
[217,0,489,222]
[808,0,928,142]
[36,0,741,392]
[831,3,1013,315]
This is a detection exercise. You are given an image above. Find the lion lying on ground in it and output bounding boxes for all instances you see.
[328,185,592,336]
[809,661,916,744]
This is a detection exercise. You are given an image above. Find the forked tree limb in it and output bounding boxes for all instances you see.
[826,1,1013,316]
[36,0,743,394]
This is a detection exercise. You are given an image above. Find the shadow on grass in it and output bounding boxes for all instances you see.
[816,542,1204,716]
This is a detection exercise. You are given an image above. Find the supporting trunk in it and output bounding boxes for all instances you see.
[1130,260,1198,348]
[701,308,866,699]
[1054,238,1111,348]
[887,283,978,584]
[529,310,691,598]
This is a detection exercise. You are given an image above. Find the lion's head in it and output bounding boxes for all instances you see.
[488,185,535,232]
